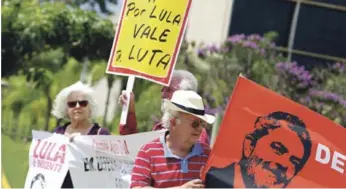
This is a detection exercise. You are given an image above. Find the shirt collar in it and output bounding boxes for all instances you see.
[159,131,204,158]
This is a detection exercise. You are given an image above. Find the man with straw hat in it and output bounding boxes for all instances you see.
[130,90,215,188]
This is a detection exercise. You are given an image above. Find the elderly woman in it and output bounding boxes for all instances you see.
[51,81,110,188]
[52,81,110,135]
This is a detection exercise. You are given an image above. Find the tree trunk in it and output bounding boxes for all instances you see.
[80,57,89,83]
[103,77,114,129]
[44,87,52,131]
[11,113,20,140]
[25,117,37,142]
[244,51,253,78]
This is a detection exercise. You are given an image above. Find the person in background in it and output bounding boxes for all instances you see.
[131,90,215,188]
[118,70,210,144]
[51,81,110,188]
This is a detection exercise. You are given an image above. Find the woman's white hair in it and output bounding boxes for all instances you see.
[160,70,198,113]
[173,70,198,92]
[51,81,99,119]
[161,109,179,129]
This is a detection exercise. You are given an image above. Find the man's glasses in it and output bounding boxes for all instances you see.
[177,118,207,129]
[191,119,207,129]
[67,100,88,108]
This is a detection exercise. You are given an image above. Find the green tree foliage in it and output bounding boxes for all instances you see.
[2,59,83,138]
[134,84,162,132]
[2,0,116,134]
[2,0,115,77]
[55,0,118,15]
[1,75,38,139]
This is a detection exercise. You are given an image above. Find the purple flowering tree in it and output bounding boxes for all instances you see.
[275,60,346,126]
[177,32,346,128]
[177,32,283,117]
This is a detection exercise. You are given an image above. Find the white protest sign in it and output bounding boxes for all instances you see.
[68,130,164,188]
[24,131,70,189]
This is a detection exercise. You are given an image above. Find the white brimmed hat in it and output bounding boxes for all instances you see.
[164,90,215,124]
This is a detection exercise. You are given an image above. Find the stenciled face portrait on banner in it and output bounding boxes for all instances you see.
[30,173,47,189]
[206,111,312,188]
[239,111,311,188]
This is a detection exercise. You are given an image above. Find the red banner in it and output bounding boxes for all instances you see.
[202,76,346,188]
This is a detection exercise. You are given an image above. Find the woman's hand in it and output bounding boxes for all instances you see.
[118,90,135,113]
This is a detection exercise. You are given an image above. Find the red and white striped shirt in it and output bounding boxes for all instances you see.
[130,131,210,188]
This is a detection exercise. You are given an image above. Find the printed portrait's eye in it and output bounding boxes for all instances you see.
[270,141,288,155]
[290,156,301,167]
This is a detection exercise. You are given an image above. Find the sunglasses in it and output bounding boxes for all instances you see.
[67,100,88,108]
[191,119,207,129]
[177,118,207,129]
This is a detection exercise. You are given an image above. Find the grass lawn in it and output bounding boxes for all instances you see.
[2,134,30,188]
